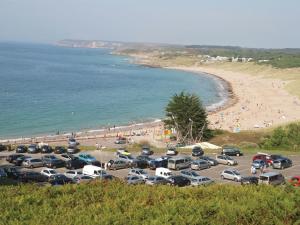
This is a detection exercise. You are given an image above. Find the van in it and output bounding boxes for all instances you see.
[259,172,285,185]
[155,168,173,179]
[82,165,106,178]
[168,156,192,170]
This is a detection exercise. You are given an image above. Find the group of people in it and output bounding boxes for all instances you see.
[251,164,266,175]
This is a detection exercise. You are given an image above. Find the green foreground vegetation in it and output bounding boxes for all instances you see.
[0,181,299,225]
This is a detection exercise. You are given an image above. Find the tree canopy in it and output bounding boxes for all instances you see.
[164,92,211,144]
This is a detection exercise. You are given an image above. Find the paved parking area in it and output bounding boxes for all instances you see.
[1,150,300,185]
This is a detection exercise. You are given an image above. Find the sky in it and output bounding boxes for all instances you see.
[0,0,299,48]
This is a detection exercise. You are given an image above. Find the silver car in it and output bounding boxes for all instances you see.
[64,170,83,179]
[221,169,242,182]
[128,169,149,180]
[22,158,44,168]
[191,160,211,170]
[216,155,237,166]
[107,159,129,170]
[145,176,169,185]
[125,175,145,185]
[190,176,214,186]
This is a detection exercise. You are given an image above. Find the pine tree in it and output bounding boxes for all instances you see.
[164,92,211,144]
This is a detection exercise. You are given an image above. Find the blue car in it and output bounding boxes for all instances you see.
[78,154,97,164]
[252,159,266,169]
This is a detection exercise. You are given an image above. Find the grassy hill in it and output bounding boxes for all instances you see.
[0,181,299,225]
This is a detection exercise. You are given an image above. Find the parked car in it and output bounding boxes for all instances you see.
[117,154,147,168]
[27,144,39,154]
[73,175,93,184]
[125,175,145,185]
[78,153,97,164]
[241,176,259,185]
[49,174,74,185]
[149,157,169,170]
[128,168,149,180]
[15,145,27,153]
[221,169,242,182]
[252,159,267,169]
[40,145,52,154]
[289,176,300,187]
[136,155,154,166]
[216,155,237,166]
[107,159,129,170]
[266,154,284,166]
[116,148,131,156]
[221,146,243,156]
[41,168,58,178]
[198,156,219,166]
[190,176,214,186]
[61,153,76,161]
[41,155,65,168]
[65,158,86,169]
[259,172,285,185]
[141,145,153,155]
[252,154,272,165]
[67,146,78,154]
[115,137,127,144]
[191,159,211,170]
[64,170,83,179]
[54,146,66,154]
[0,165,19,179]
[22,158,44,168]
[272,158,292,169]
[192,146,204,157]
[145,176,169,185]
[155,167,173,179]
[68,138,78,147]
[13,155,32,166]
[166,147,178,156]
[167,175,191,187]
[6,154,24,163]
[168,156,192,170]
[180,170,202,180]
[18,171,48,183]
[82,165,107,178]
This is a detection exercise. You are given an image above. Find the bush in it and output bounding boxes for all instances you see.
[0,182,299,225]
[239,141,259,148]
[262,122,300,150]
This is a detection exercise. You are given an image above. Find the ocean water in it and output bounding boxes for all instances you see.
[0,42,225,138]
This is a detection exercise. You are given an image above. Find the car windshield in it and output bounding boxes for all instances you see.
[138,170,147,175]
[77,171,83,175]
[190,172,199,176]
[225,156,233,160]
[49,170,57,174]
[232,171,240,175]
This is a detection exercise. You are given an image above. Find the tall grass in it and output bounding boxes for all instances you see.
[0,181,299,225]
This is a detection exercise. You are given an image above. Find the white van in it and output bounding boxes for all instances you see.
[155,168,173,179]
[259,172,285,185]
[83,165,106,178]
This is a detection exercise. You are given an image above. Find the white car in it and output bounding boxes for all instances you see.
[221,169,242,182]
[190,176,214,186]
[41,168,57,178]
[64,170,83,179]
[128,169,149,180]
[166,147,178,156]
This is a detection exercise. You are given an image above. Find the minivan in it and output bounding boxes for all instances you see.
[168,156,192,170]
[259,172,285,185]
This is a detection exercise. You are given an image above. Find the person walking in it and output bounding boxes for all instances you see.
[251,166,256,175]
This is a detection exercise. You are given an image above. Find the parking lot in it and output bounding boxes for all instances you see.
[1,147,300,185]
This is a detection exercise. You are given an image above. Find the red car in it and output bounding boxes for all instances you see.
[289,176,300,187]
[252,154,272,165]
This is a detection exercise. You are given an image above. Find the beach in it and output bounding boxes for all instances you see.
[168,65,300,131]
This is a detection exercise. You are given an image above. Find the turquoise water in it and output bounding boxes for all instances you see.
[0,42,224,138]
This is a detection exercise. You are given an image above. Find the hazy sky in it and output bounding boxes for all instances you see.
[0,0,299,48]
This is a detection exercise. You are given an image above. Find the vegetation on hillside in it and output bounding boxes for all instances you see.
[262,122,300,150]
[0,181,299,225]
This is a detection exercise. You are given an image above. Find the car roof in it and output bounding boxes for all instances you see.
[260,172,281,177]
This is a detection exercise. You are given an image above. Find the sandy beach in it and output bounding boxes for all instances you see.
[169,66,300,131]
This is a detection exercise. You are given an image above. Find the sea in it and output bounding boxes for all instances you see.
[0,42,227,139]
